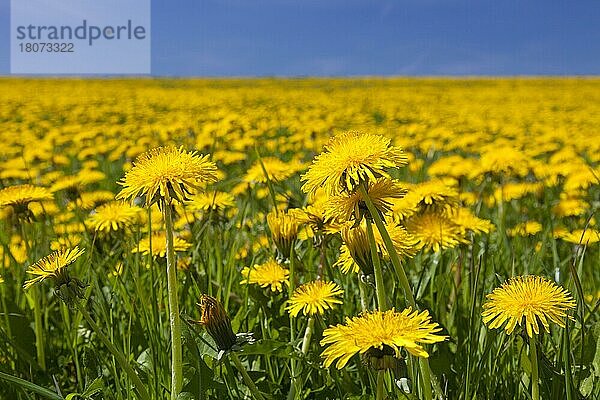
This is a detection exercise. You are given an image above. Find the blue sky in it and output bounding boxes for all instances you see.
[1,0,599,76]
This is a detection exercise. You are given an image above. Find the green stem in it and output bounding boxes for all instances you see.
[32,288,46,370]
[163,203,183,400]
[287,246,298,400]
[530,335,540,400]
[301,317,315,355]
[75,302,151,400]
[358,279,369,311]
[358,184,435,400]
[376,370,385,400]
[365,218,388,311]
[231,352,266,400]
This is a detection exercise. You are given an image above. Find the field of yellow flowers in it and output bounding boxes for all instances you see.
[0,78,598,400]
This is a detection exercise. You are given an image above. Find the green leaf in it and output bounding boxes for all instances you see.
[81,377,104,397]
[0,372,63,400]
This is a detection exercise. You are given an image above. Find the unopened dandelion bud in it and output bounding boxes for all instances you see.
[196,295,237,352]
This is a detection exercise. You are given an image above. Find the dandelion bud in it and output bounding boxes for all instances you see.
[196,295,237,352]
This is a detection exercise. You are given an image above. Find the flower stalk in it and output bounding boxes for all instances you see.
[358,184,436,400]
[231,352,266,400]
[163,202,183,400]
[530,335,539,400]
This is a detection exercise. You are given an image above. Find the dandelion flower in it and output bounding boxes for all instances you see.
[117,146,218,207]
[88,201,142,233]
[187,191,235,212]
[320,308,447,369]
[0,184,53,219]
[301,131,407,195]
[405,212,466,252]
[560,228,600,245]
[287,281,344,317]
[23,247,85,290]
[507,221,543,237]
[324,178,407,222]
[132,232,191,258]
[240,260,289,292]
[267,210,301,259]
[482,275,576,337]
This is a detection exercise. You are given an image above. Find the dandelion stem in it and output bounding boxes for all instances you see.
[31,288,46,370]
[231,352,266,400]
[301,316,315,355]
[376,370,385,400]
[75,302,151,400]
[365,217,388,311]
[163,202,183,400]
[530,335,540,400]
[358,184,435,400]
[287,246,298,400]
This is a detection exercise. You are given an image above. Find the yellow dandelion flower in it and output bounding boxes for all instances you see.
[337,221,420,275]
[243,156,302,184]
[267,210,302,259]
[50,235,82,251]
[333,245,361,274]
[552,198,588,218]
[324,178,407,222]
[407,180,459,212]
[0,184,53,218]
[132,232,191,257]
[289,204,342,240]
[88,201,142,233]
[320,308,447,369]
[187,191,235,212]
[240,260,289,292]
[68,190,115,211]
[117,146,218,207]
[23,247,85,289]
[560,228,600,245]
[482,275,576,337]
[405,211,467,252]
[301,131,408,195]
[286,281,344,317]
[451,208,494,235]
[507,221,543,237]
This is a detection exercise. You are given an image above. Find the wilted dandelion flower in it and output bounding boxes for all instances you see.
[240,260,289,292]
[301,131,407,195]
[24,247,86,303]
[88,201,142,233]
[267,210,301,259]
[482,275,576,337]
[287,281,344,317]
[117,146,218,207]
[0,184,53,220]
[132,232,191,258]
[320,308,446,369]
[196,295,237,352]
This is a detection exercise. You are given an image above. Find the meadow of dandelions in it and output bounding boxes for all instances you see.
[0,78,599,400]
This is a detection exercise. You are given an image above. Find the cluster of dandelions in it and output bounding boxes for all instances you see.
[13,136,581,400]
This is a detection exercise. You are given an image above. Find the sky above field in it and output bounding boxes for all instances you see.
[0,0,599,76]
